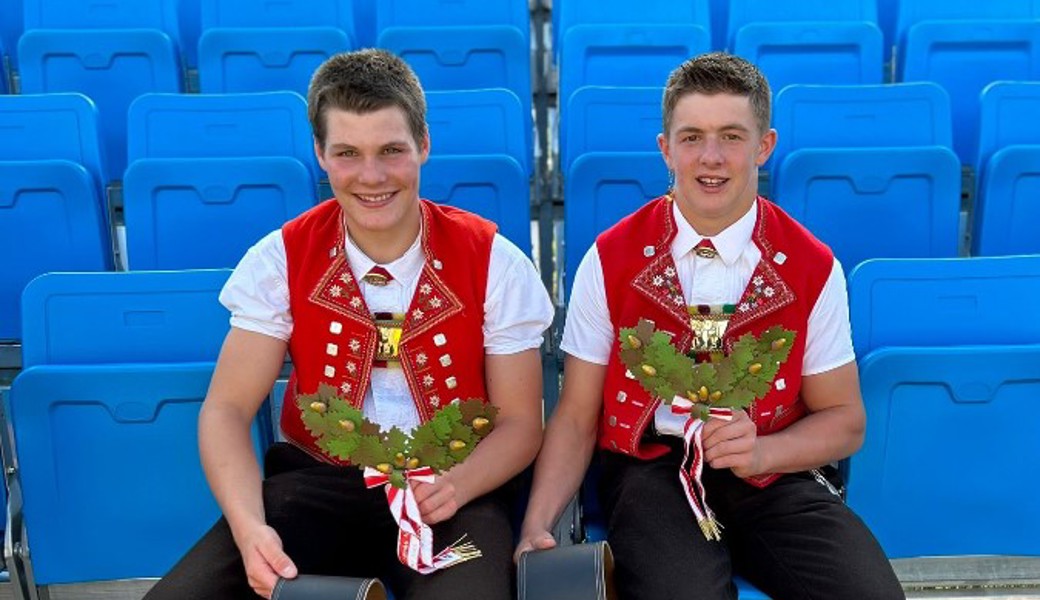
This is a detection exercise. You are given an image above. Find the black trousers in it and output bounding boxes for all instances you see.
[144,443,517,600]
[597,442,905,600]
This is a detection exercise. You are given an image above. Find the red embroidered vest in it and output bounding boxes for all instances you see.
[281,198,496,464]
[597,196,833,486]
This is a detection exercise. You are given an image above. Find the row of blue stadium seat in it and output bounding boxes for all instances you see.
[7,255,1038,594]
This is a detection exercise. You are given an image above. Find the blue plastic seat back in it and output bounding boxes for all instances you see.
[0,161,112,341]
[774,146,961,272]
[0,0,22,66]
[123,157,316,270]
[8,362,269,584]
[200,0,355,31]
[17,30,182,184]
[20,269,233,367]
[197,27,351,96]
[23,0,181,43]
[976,81,1040,177]
[426,89,532,176]
[727,0,879,49]
[847,255,1040,356]
[378,25,532,114]
[562,86,662,173]
[179,0,201,68]
[0,93,105,190]
[421,155,531,256]
[733,22,883,97]
[972,145,1040,256]
[558,24,710,111]
[352,0,377,48]
[376,0,528,34]
[849,344,1040,558]
[563,152,669,296]
[900,20,1040,164]
[126,91,319,183]
[894,0,1040,57]
[771,82,952,178]
[556,0,711,44]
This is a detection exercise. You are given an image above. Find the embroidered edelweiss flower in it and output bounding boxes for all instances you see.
[349,297,362,308]
[664,266,676,278]
[420,283,432,295]
[429,297,443,309]
[763,286,775,297]
[423,374,435,387]
[349,339,361,352]
[673,295,684,305]
[738,303,751,313]
[653,276,665,287]
[416,353,428,365]
[413,308,425,321]
[339,382,352,395]
[329,285,343,297]
[430,395,441,407]
[752,276,764,287]
[339,273,353,284]
[346,362,357,374]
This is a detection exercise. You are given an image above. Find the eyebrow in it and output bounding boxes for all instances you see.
[327,140,411,150]
[675,124,751,135]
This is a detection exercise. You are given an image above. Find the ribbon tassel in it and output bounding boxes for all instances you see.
[364,466,482,573]
[673,397,733,541]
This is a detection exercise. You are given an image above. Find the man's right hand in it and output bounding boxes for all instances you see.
[514,528,558,563]
[239,525,298,599]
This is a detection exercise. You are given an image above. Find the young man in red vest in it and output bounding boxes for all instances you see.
[516,53,903,599]
[145,49,553,600]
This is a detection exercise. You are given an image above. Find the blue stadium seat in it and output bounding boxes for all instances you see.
[196,0,355,95]
[426,88,532,175]
[126,91,320,184]
[17,31,182,183]
[123,157,316,269]
[726,0,880,49]
[0,37,8,94]
[771,82,952,179]
[847,255,1040,356]
[774,146,961,271]
[971,145,1040,256]
[894,0,1040,60]
[850,344,1040,558]
[0,93,105,191]
[22,0,182,46]
[561,86,661,173]
[563,152,668,295]
[377,25,532,121]
[901,23,1040,164]
[421,155,531,256]
[0,0,22,69]
[20,270,235,367]
[376,0,529,35]
[179,0,201,69]
[558,24,710,112]
[0,161,112,341]
[352,0,377,48]
[976,81,1040,176]
[555,0,712,55]
[733,23,883,92]
[10,270,263,593]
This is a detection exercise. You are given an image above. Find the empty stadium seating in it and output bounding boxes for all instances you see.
[126,91,320,184]
[196,0,355,96]
[8,270,270,593]
[847,256,1040,560]
[426,88,533,175]
[561,86,661,172]
[973,81,1040,256]
[555,0,712,55]
[123,156,316,269]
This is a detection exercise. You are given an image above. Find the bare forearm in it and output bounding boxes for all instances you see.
[199,401,267,542]
[757,404,864,475]
[523,410,599,533]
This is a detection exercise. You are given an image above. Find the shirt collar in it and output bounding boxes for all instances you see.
[344,225,425,285]
[670,199,757,266]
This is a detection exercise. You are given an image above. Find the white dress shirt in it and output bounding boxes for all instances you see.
[560,200,855,436]
[221,226,554,432]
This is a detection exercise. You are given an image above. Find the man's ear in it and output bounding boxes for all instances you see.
[756,129,778,166]
[314,138,327,171]
[657,132,672,171]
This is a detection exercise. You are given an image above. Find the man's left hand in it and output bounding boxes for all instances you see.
[701,409,763,478]
[411,473,460,524]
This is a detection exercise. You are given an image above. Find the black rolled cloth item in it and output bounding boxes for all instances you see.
[271,575,388,600]
[517,540,617,600]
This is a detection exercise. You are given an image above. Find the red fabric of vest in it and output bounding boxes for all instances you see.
[597,197,833,487]
[281,198,496,464]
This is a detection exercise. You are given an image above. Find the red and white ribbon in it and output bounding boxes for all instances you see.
[364,466,481,573]
[671,396,733,541]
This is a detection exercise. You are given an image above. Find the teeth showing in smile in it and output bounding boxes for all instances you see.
[697,177,726,187]
[357,192,393,203]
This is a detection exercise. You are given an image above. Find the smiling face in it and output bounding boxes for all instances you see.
[315,105,429,261]
[657,92,776,236]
